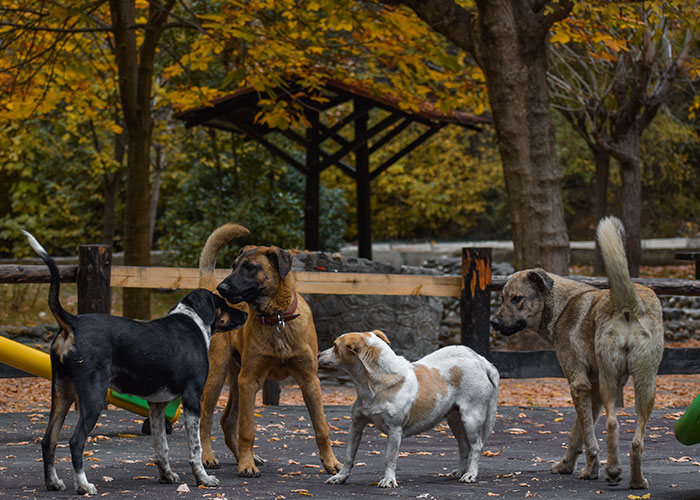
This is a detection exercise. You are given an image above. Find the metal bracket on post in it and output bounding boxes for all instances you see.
[460,248,492,358]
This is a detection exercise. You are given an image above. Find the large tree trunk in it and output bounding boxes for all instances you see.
[592,147,609,275]
[393,0,572,274]
[615,132,642,277]
[477,3,569,273]
[110,0,174,319]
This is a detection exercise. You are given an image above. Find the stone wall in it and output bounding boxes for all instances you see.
[292,252,443,359]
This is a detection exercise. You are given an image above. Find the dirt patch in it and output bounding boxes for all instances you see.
[2,374,699,413]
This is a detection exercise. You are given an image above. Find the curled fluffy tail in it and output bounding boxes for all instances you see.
[22,230,73,331]
[596,216,642,313]
[199,223,250,290]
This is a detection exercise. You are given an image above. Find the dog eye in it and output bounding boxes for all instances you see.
[510,295,523,304]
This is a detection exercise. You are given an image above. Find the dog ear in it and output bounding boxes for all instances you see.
[371,330,391,345]
[183,289,217,325]
[527,269,553,293]
[265,247,293,279]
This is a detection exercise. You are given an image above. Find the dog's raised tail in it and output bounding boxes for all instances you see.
[22,230,73,331]
[199,223,250,290]
[596,216,642,313]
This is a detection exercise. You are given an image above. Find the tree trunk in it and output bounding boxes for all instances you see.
[476,2,570,274]
[592,147,609,275]
[393,0,572,274]
[616,133,642,277]
[102,128,125,247]
[122,130,153,319]
[149,145,165,248]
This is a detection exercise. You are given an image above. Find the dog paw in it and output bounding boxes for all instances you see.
[196,473,220,487]
[325,474,349,485]
[629,477,648,489]
[76,482,97,495]
[578,466,599,480]
[459,472,477,483]
[550,459,575,475]
[46,478,66,491]
[605,465,622,486]
[202,456,221,469]
[322,458,342,474]
[158,470,181,484]
[238,465,261,478]
[377,476,398,488]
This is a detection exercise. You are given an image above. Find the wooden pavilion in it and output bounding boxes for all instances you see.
[175,79,488,259]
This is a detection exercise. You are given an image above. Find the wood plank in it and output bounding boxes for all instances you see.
[109,267,465,297]
[0,264,77,284]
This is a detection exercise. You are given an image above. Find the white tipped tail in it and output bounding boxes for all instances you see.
[596,216,642,313]
[22,230,49,258]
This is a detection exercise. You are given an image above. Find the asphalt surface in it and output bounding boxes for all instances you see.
[1,404,699,499]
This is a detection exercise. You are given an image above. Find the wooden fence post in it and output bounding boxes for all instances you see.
[460,248,492,357]
[77,245,112,314]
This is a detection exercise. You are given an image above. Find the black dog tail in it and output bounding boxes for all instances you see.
[22,230,73,331]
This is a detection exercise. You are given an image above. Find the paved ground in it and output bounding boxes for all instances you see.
[1,405,699,499]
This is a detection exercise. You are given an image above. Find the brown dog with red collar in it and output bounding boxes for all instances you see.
[198,223,341,477]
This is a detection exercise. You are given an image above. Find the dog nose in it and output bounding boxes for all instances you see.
[490,318,501,330]
[217,282,229,294]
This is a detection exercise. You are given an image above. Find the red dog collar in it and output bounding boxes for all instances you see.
[257,293,300,329]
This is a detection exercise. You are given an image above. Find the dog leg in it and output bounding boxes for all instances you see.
[69,392,103,495]
[570,382,600,480]
[378,427,402,488]
[200,334,231,469]
[148,402,181,484]
[42,380,74,491]
[629,373,656,489]
[220,360,263,466]
[446,409,468,479]
[459,411,485,483]
[599,373,623,487]
[326,414,367,484]
[551,415,583,475]
[237,372,263,477]
[183,408,220,487]
[294,372,342,474]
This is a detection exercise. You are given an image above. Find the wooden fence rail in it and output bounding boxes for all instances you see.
[2,246,700,383]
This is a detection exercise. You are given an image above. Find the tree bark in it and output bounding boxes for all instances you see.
[615,132,642,277]
[393,0,572,274]
[592,147,609,275]
[110,0,174,319]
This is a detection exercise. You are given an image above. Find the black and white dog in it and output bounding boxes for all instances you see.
[23,231,247,495]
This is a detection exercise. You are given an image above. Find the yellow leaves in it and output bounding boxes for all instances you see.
[550,31,571,44]
[627,494,650,500]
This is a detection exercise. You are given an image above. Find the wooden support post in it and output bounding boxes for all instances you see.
[77,245,112,314]
[460,248,492,357]
[262,379,282,406]
[355,100,372,260]
[305,110,321,251]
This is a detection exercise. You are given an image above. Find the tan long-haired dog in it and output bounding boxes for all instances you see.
[198,223,341,477]
[490,217,663,489]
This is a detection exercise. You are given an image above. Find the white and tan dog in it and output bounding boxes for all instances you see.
[319,330,499,488]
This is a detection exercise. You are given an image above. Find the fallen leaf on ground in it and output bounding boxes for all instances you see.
[483,448,504,457]
[176,483,190,493]
[506,428,527,435]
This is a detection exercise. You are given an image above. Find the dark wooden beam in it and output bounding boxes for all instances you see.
[368,118,412,155]
[0,264,77,283]
[305,110,321,251]
[355,99,372,260]
[233,120,308,174]
[460,248,491,357]
[319,113,402,171]
[77,245,112,315]
[370,124,443,180]
[317,105,371,144]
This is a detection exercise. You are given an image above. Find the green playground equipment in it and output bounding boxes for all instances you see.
[675,393,700,446]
